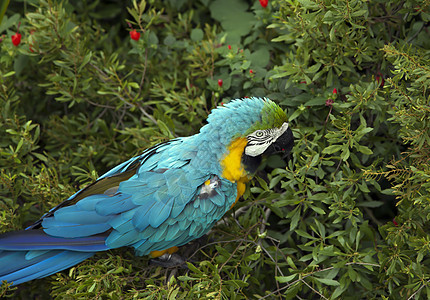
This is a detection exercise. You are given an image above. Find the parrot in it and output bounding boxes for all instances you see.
[0,97,294,286]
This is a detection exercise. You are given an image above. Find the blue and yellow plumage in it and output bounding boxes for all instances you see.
[0,97,294,285]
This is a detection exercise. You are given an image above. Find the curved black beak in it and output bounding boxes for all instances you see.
[263,127,294,156]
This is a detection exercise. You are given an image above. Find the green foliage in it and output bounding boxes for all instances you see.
[0,0,430,298]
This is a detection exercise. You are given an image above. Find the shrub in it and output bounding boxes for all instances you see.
[0,0,429,298]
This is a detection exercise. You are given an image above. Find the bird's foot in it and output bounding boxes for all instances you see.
[149,253,188,269]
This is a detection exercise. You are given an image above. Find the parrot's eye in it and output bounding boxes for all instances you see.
[255,131,264,137]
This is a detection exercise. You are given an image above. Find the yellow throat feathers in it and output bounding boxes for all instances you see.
[221,137,249,182]
[221,137,250,207]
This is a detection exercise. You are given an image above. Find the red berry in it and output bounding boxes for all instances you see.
[249,69,254,74]
[218,79,223,87]
[11,33,21,46]
[393,218,398,226]
[333,88,338,94]
[228,45,231,50]
[130,29,140,41]
[259,0,268,8]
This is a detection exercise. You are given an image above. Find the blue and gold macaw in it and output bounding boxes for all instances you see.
[0,97,294,285]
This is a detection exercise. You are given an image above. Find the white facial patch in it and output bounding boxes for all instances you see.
[244,122,289,157]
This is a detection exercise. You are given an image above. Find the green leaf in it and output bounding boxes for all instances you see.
[209,0,255,43]
[290,207,300,231]
[250,48,270,68]
[322,145,342,154]
[298,0,320,9]
[310,205,326,215]
[157,120,174,138]
[315,277,340,286]
[295,229,316,240]
[0,11,18,33]
[310,153,320,167]
[356,145,373,155]
[304,97,326,106]
[341,146,350,161]
[276,274,297,283]
[32,152,48,162]
[190,28,204,42]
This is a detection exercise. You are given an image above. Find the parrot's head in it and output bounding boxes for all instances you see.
[202,97,294,180]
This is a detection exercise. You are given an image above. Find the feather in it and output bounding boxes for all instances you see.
[25,250,50,260]
[95,194,136,216]
[148,223,170,242]
[43,223,111,238]
[164,223,181,241]
[131,200,157,231]
[52,206,111,224]
[0,250,94,285]
[0,230,109,252]
[105,229,140,249]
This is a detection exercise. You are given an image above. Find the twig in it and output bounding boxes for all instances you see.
[407,278,430,300]
[259,207,272,238]
[85,98,117,109]
[137,49,148,98]
[302,279,328,300]
[216,205,251,226]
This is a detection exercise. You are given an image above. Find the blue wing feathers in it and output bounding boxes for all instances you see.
[105,229,141,249]
[200,199,213,214]
[210,192,226,206]
[75,194,103,210]
[148,223,170,242]
[0,131,239,286]
[43,222,111,238]
[164,224,181,241]
[52,206,111,224]
[148,200,173,228]
[131,202,156,231]
[95,194,137,216]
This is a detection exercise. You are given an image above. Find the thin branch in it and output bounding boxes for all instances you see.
[407,278,430,300]
[137,49,148,98]
[302,279,328,300]
[259,207,272,237]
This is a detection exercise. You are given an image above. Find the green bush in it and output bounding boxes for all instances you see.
[0,0,429,298]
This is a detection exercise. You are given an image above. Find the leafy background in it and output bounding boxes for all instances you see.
[0,0,429,298]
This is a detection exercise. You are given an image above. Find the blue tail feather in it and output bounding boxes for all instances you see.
[0,229,109,286]
[0,229,109,252]
[0,250,94,285]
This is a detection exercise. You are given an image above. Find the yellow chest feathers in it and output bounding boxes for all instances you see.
[220,137,250,207]
[220,137,250,183]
